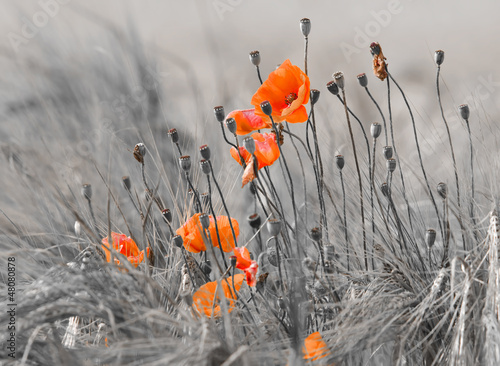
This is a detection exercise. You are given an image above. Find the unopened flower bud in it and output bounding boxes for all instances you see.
[437,182,447,199]
[201,260,212,275]
[133,143,146,164]
[300,18,311,37]
[179,155,191,172]
[357,73,368,87]
[243,136,256,154]
[267,219,282,237]
[310,227,321,242]
[426,229,436,249]
[386,158,396,173]
[335,155,345,170]
[225,117,237,135]
[333,71,345,90]
[82,183,92,200]
[249,50,261,66]
[172,235,183,248]
[200,159,211,175]
[199,213,210,230]
[310,89,320,105]
[371,122,382,139]
[260,101,273,116]
[199,145,211,160]
[168,128,179,144]
[326,80,339,96]
[434,50,444,66]
[381,182,389,197]
[248,213,261,229]
[230,255,237,268]
[383,146,393,160]
[122,176,131,191]
[459,104,470,120]
[213,106,225,123]
[370,42,381,56]
[162,208,172,224]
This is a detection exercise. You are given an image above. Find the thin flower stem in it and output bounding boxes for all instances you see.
[371,138,378,271]
[365,86,388,146]
[220,123,238,149]
[181,248,198,290]
[86,197,100,238]
[207,176,229,269]
[464,118,477,240]
[340,170,349,271]
[304,36,308,76]
[185,173,202,213]
[256,66,263,85]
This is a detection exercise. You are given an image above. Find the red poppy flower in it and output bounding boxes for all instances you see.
[101,232,149,268]
[233,247,259,287]
[230,132,280,187]
[303,332,332,363]
[251,59,310,124]
[192,274,245,318]
[176,213,239,253]
[226,109,269,136]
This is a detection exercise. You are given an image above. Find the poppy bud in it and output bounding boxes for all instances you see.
[225,117,237,135]
[267,219,282,237]
[248,213,261,229]
[381,182,389,197]
[426,229,436,249]
[82,183,92,200]
[333,71,345,90]
[370,42,381,56]
[198,145,210,161]
[383,146,393,160]
[260,101,273,116]
[310,227,321,242]
[74,221,81,236]
[213,106,225,123]
[459,104,470,120]
[179,155,191,172]
[300,18,311,37]
[326,80,339,96]
[133,143,146,164]
[230,255,237,268]
[371,122,382,139]
[335,155,345,170]
[386,158,396,173]
[434,50,445,66]
[324,245,335,261]
[168,128,179,144]
[162,208,172,224]
[243,136,256,154]
[310,89,320,106]
[122,176,131,191]
[201,260,212,275]
[200,159,211,175]
[172,235,183,248]
[357,73,368,87]
[437,182,447,199]
[249,50,261,67]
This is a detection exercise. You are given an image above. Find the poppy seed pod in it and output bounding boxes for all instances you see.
[370,42,381,56]
[249,50,261,66]
[260,101,273,116]
[82,183,92,200]
[243,136,256,155]
[162,208,172,224]
[267,219,282,237]
[357,73,368,87]
[248,213,262,229]
[172,235,184,248]
[168,128,179,144]
[326,80,339,96]
[459,104,470,120]
[333,71,345,90]
[213,106,225,123]
[434,50,445,66]
[199,213,210,230]
[133,143,146,164]
[200,159,211,175]
[426,229,437,249]
[199,144,211,160]
[335,155,345,170]
[300,18,311,37]
[310,89,320,105]
[371,122,382,139]
[437,182,447,199]
[122,176,131,191]
[383,146,393,159]
[267,247,278,267]
[230,255,237,268]
[201,260,212,275]
[225,117,237,135]
[381,182,389,197]
[179,155,191,172]
[386,158,396,173]
[310,227,322,242]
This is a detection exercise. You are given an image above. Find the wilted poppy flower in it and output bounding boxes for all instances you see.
[251,59,310,124]
[230,132,280,187]
[370,42,387,81]
[226,109,269,136]
[233,247,259,287]
[303,332,332,363]
[176,213,239,253]
[192,274,245,318]
[101,232,149,268]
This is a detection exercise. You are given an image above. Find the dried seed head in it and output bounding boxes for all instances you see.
[371,122,382,139]
[357,73,368,87]
[310,89,320,105]
[324,245,335,261]
[326,80,339,96]
[260,101,273,116]
[200,159,211,175]
[310,227,322,242]
[386,158,396,173]
[199,213,210,230]
[437,182,447,199]
[162,208,172,224]
[248,213,262,229]
[459,104,470,120]
[370,42,381,56]
[82,183,92,200]
[300,18,311,37]
[335,155,345,170]
[133,143,146,164]
[122,176,131,191]
[225,117,237,135]
[168,128,179,144]
[199,145,211,161]
[267,219,282,237]
[333,71,345,90]
[172,235,184,248]
[267,247,278,267]
[383,146,393,160]
[201,260,212,275]
[243,136,256,154]
[381,182,389,197]
[426,229,437,248]
[74,221,81,236]
[179,155,191,172]
[230,255,237,268]
[249,50,261,66]
[213,106,225,123]
[434,50,445,66]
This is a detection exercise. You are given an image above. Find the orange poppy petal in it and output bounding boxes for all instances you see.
[230,146,251,167]
[253,133,280,166]
[233,247,253,270]
[241,160,256,187]
[245,262,258,287]
[283,105,309,124]
[226,109,269,135]
[176,214,207,253]
[212,216,239,252]
[303,332,331,361]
